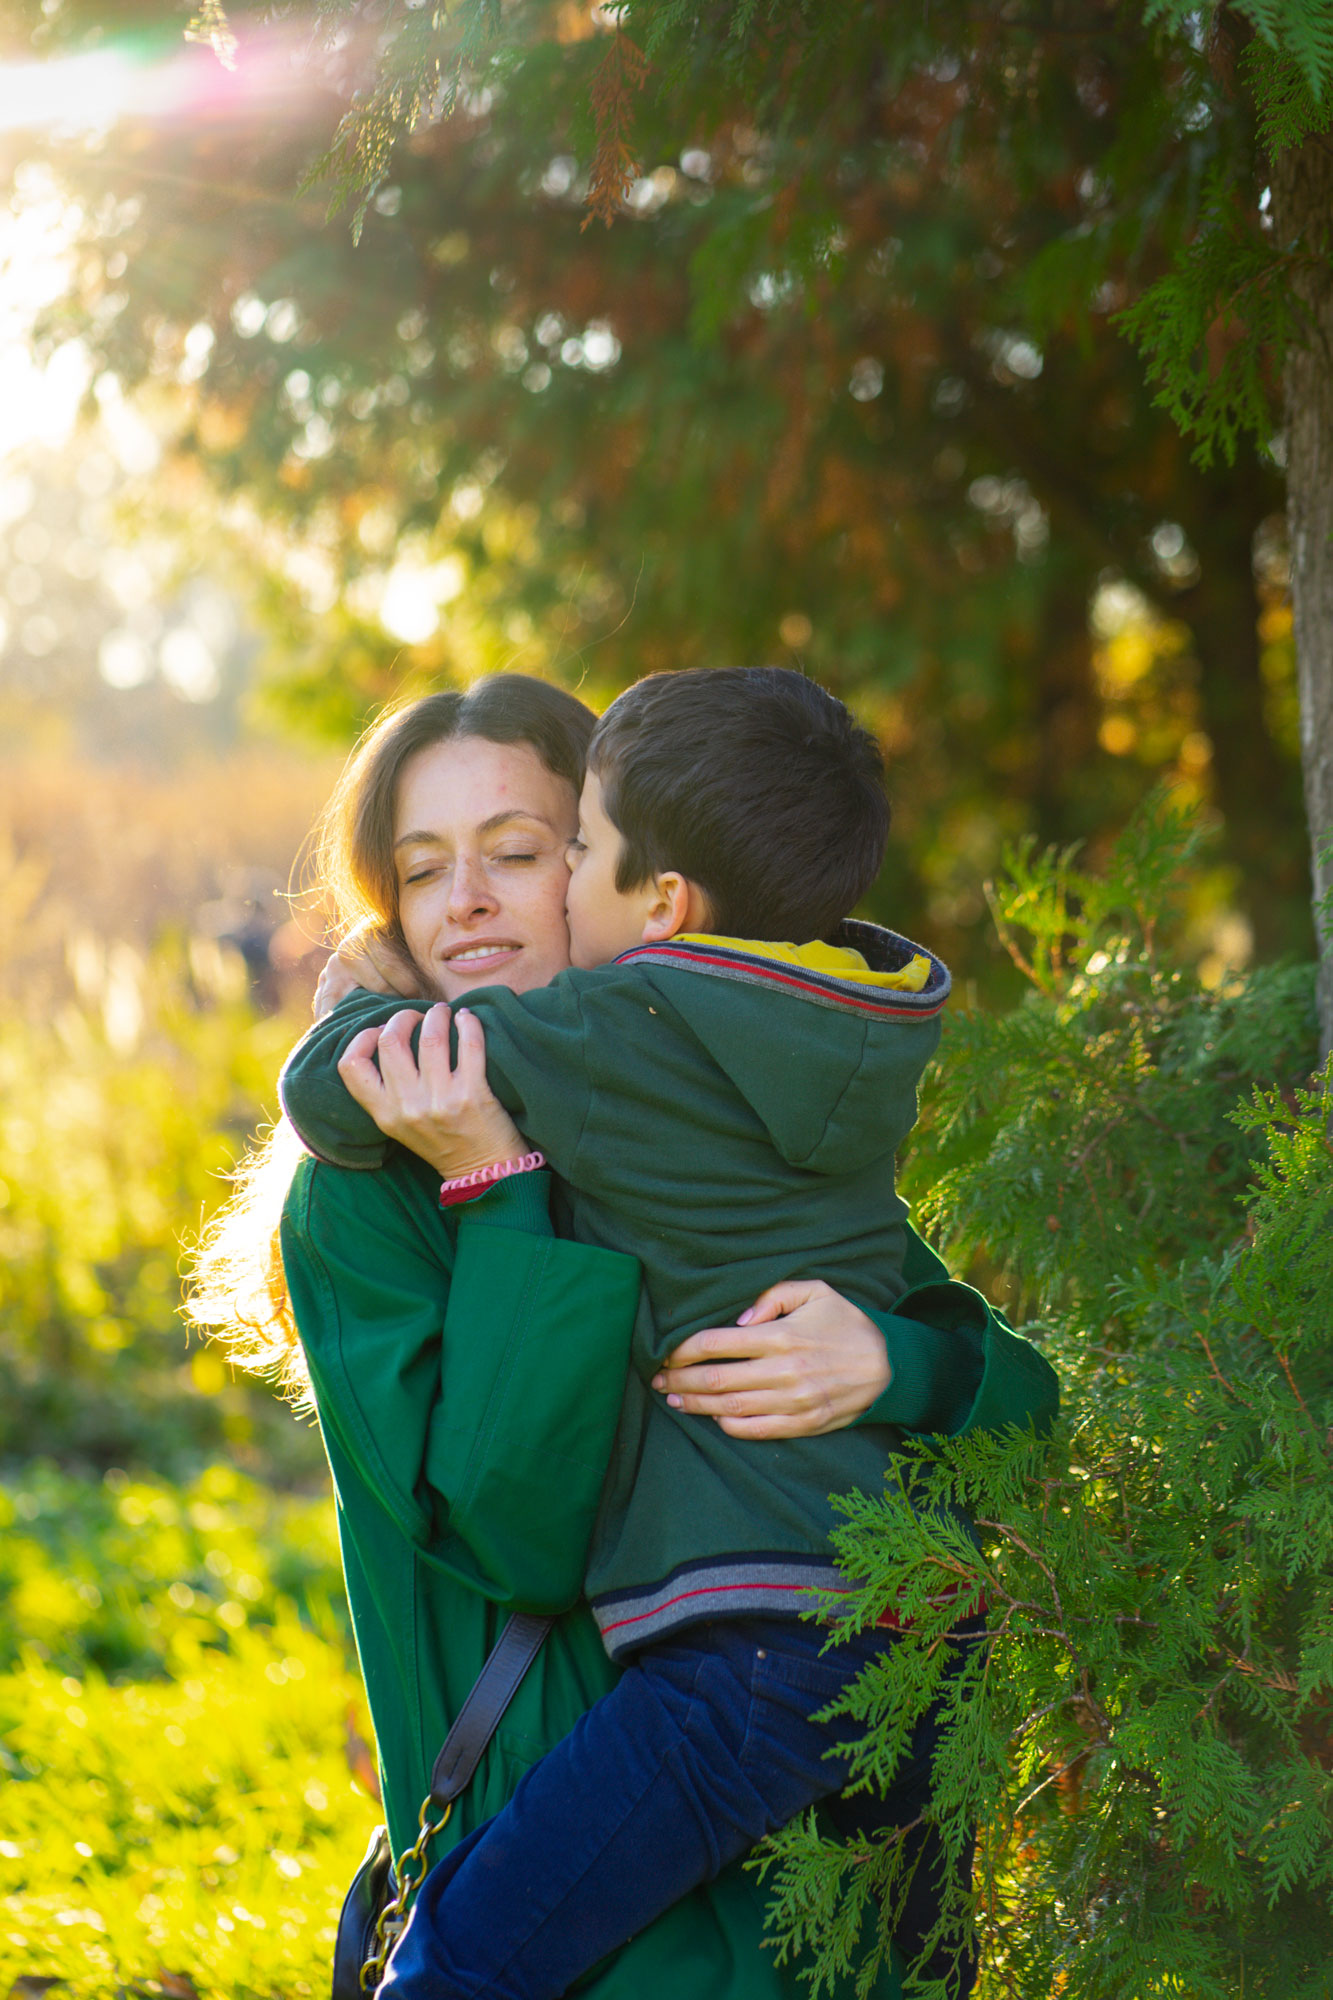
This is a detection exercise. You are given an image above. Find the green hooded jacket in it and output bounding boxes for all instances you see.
[281,921,1058,1657]
[281,1153,1050,1999]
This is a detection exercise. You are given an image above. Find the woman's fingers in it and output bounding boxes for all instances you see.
[451,1008,489,1091]
[736,1277,831,1327]
[374,1008,431,1095]
[652,1279,890,1438]
[653,1338,816,1411]
[414,1002,454,1087]
[337,1025,391,1109]
[664,1375,816,1417]
[335,997,524,1177]
[653,1323,779,1377]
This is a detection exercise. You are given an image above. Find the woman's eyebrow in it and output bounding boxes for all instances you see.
[393,810,557,850]
[476,810,559,836]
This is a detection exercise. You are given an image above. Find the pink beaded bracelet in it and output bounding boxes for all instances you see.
[438,1151,547,1208]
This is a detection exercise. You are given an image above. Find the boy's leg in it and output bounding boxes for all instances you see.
[379,1615,903,2000]
[822,1661,981,1999]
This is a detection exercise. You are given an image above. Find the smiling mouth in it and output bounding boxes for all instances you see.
[442,942,522,968]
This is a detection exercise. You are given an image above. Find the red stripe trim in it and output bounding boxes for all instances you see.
[600,1580,989,1640]
[616,947,945,1020]
[599,1578,826,1638]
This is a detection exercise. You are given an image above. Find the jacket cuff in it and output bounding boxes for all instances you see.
[455,1167,555,1238]
[857,1282,988,1435]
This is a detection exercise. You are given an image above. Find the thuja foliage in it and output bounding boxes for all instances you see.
[234,0,1333,466]
[755,795,1332,1998]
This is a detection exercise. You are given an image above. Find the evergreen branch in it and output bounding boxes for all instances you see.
[184,0,237,70]
[583,25,650,229]
[1194,1324,1258,1406]
[1116,180,1307,467]
[1013,1746,1092,1818]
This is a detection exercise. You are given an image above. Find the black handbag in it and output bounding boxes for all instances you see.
[330,1612,552,2000]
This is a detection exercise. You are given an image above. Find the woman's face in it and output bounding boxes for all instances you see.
[392,735,578,1001]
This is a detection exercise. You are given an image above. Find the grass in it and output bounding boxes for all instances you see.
[0,1461,379,2000]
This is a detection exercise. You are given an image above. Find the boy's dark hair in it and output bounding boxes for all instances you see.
[588,667,889,942]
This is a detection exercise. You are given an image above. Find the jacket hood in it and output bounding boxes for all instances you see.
[613,920,949,1173]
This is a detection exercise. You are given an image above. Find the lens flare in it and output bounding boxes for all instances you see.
[0,28,318,138]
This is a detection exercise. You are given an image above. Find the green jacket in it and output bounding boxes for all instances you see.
[281,923,1056,1656]
[281,1153,1049,1998]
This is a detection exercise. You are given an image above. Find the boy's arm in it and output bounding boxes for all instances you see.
[282,1159,640,1611]
[278,977,593,1173]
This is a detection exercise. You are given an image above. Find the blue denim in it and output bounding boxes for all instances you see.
[380,1616,979,2000]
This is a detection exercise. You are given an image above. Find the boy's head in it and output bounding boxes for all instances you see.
[565,666,889,968]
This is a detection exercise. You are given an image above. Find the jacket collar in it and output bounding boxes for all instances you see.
[613,922,950,1021]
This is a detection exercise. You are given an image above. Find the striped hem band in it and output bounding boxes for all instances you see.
[591,1559,850,1659]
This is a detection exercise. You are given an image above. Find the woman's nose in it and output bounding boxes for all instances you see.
[446,856,499,920]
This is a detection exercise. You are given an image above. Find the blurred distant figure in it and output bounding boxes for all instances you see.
[195,867,326,1014]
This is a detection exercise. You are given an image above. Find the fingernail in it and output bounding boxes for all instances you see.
[737,1309,754,1326]
[666,1394,682,1408]
[651,1374,664,1390]
[456,1008,471,1020]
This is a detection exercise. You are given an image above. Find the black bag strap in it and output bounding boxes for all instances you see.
[427,1611,552,1808]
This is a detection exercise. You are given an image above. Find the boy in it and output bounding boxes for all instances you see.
[281,668,980,1997]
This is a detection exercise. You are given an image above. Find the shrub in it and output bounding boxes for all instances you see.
[760,795,1332,1998]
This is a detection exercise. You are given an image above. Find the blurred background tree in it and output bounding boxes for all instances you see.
[1,0,1323,998]
[2,11,1330,1995]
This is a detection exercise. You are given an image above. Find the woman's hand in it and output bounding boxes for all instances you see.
[336,1003,529,1180]
[651,1280,891,1440]
[313,926,424,1020]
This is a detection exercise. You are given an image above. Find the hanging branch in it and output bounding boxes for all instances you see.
[584,24,649,229]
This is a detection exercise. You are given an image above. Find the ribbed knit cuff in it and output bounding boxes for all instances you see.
[457,1167,555,1239]
[860,1285,987,1435]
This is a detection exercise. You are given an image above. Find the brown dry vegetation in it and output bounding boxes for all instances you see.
[0,748,340,1011]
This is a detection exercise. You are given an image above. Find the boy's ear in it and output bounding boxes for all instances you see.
[640,872,711,943]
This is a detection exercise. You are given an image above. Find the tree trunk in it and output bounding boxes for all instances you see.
[1271,130,1333,1063]
[1181,473,1308,962]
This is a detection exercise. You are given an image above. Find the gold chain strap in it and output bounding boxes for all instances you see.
[359,1793,454,1993]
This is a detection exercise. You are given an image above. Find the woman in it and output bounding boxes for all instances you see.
[192,674,1054,1997]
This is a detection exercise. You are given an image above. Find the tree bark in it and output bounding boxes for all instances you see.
[1271,130,1333,1063]
[1180,472,1307,961]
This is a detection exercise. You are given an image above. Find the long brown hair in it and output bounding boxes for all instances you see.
[184,676,597,1396]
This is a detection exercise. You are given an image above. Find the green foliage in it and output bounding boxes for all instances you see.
[0,1460,375,2000]
[909,792,1316,1305]
[759,797,1331,1997]
[273,0,1332,472]
[1247,34,1333,151]
[0,934,319,1481]
[304,1,503,241]
[1115,176,1299,467]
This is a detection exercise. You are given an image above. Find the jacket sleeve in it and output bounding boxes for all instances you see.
[278,978,595,1174]
[281,1159,640,1611]
[855,1222,1060,1440]
[426,1173,641,1611]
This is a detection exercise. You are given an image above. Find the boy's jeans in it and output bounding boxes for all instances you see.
[379,1614,980,2000]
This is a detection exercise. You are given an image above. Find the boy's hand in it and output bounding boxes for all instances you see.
[651,1280,891,1440]
[336,1002,529,1180]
